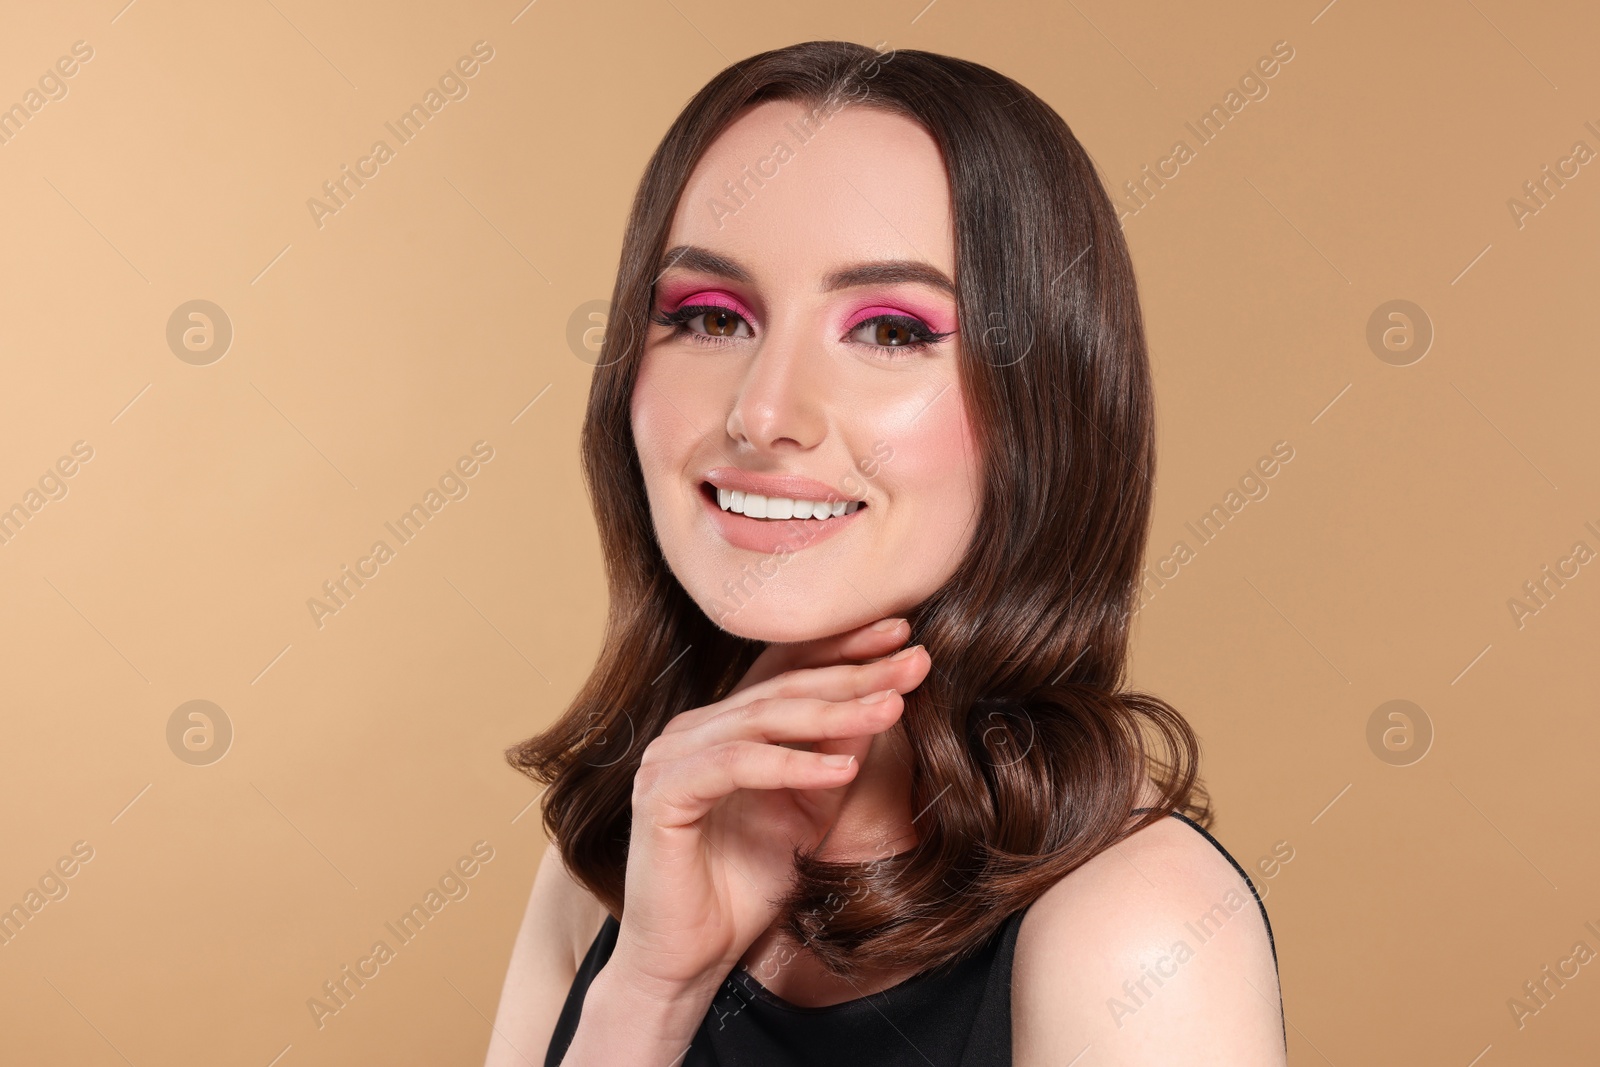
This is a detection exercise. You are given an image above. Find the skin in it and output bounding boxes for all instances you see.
[629,99,980,1003]
[630,100,983,646]
[484,99,1286,1066]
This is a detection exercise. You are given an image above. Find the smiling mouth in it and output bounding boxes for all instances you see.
[701,482,866,522]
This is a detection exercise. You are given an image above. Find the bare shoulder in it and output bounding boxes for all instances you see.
[539,841,611,971]
[1011,813,1285,1066]
[482,841,612,1067]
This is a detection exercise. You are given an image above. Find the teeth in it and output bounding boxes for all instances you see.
[714,486,863,521]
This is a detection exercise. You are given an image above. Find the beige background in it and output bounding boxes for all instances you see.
[2,0,1595,1063]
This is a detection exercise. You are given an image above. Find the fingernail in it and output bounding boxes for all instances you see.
[821,753,855,768]
[871,618,906,633]
[861,688,895,703]
[890,644,922,661]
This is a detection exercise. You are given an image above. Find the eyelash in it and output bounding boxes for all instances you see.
[649,304,954,358]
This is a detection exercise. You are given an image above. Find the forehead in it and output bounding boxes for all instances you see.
[664,99,955,286]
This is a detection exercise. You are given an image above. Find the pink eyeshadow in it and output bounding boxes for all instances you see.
[657,286,756,324]
[844,300,957,335]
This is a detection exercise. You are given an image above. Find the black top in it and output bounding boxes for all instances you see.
[544,810,1281,1065]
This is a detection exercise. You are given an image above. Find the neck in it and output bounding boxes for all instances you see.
[816,721,919,860]
[738,721,918,986]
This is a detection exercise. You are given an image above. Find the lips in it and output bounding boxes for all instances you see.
[697,477,867,553]
[701,466,865,505]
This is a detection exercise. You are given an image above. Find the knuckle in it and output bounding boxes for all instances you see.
[660,709,698,736]
[630,770,657,807]
[632,749,671,798]
[769,670,804,698]
[711,740,752,771]
[721,702,755,730]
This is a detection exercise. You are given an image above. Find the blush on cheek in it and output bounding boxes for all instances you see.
[630,356,676,472]
[631,346,727,493]
[873,381,981,516]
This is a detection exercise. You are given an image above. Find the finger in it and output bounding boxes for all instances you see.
[654,689,904,759]
[665,647,929,736]
[641,739,865,827]
[734,625,904,696]
[750,645,929,703]
[806,729,876,769]
[735,617,910,692]
[800,731,877,824]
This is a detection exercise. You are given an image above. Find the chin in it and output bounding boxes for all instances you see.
[705,600,841,644]
[690,584,874,645]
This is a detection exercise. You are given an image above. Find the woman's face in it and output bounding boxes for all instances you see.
[630,100,982,643]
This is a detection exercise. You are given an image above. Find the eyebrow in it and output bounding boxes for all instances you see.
[655,244,955,296]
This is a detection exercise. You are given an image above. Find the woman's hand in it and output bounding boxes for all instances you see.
[607,616,932,1001]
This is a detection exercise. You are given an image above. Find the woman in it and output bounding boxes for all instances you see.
[487,40,1286,1066]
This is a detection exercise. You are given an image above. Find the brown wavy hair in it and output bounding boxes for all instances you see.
[506,39,1210,980]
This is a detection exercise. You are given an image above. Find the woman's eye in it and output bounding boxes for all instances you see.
[849,315,939,350]
[651,304,949,355]
[649,303,754,346]
[684,306,751,339]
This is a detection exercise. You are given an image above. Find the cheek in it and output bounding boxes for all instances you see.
[631,351,694,476]
[634,346,745,476]
[873,391,981,517]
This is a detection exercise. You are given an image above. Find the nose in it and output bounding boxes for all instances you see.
[725,325,827,453]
